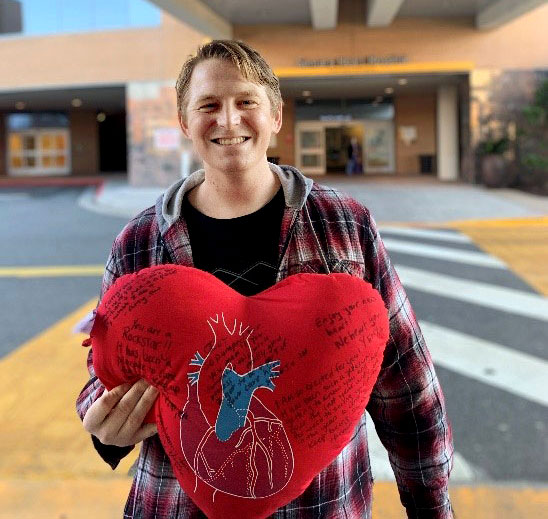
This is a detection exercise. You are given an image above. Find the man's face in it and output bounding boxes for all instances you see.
[179,58,282,177]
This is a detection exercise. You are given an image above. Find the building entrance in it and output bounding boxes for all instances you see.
[325,125,364,173]
[295,120,395,175]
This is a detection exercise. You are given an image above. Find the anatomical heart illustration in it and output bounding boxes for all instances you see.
[89,265,389,519]
[180,314,294,499]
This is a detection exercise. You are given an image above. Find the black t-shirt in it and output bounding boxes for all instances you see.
[183,188,285,296]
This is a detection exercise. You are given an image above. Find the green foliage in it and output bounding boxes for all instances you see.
[518,79,548,182]
[523,105,545,126]
[477,137,510,156]
[534,79,548,110]
[523,153,548,171]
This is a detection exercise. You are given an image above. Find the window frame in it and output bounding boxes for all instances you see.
[7,128,71,176]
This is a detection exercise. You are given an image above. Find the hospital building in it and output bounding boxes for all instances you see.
[0,0,546,186]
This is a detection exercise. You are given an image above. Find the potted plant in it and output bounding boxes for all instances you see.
[477,136,510,188]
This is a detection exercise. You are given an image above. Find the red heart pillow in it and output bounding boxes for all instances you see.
[89,265,389,519]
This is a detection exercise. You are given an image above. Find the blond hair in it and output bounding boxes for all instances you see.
[175,40,282,118]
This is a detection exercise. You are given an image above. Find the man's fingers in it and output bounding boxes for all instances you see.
[132,423,159,444]
[83,382,132,430]
[82,379,159,446]
[100,380,154,433]
[116,385,159,439]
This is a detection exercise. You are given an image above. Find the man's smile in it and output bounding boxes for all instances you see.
[210,137,251,146]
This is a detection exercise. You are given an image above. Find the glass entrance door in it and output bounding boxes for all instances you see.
[8,129,70,176]
[296,123,325,174]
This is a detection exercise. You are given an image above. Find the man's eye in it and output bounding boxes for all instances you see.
[241,100,257,106]
[198,104,216,111]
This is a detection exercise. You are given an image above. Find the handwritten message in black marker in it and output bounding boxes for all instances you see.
[90,265,389,519]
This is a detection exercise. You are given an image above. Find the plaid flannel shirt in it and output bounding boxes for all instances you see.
[76,169,453,518]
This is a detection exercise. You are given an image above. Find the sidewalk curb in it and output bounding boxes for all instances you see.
[76,178,548,225]
[77,185,161,220]
[0,177,104,189]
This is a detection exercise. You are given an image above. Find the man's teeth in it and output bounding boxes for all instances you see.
[214,137,247,145]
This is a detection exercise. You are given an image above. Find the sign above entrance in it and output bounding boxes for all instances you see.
[298,55,407,67]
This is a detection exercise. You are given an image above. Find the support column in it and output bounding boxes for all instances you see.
[437,85,459,181]
[70,111,99,176]
[0,115,6,176]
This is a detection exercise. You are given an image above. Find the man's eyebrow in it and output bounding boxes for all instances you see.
[193,90,260,104]
[194,95,217,104]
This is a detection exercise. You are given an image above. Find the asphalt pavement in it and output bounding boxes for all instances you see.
[1,174,547,519]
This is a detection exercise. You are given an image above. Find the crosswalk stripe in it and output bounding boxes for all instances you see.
[379,226,472,243]
[395,265,548,321]
[384,238,507,268]
[420,321,548,407]
[365,413,482,482]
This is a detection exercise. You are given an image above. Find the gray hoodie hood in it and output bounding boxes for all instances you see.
[156,163,314,235]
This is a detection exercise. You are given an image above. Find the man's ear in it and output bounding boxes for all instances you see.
[272,102,283,134]
[178,112,190,139]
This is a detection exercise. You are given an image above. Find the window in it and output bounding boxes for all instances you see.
[1,0,162,38]
[7,112,69,130]
[8,129,70,176]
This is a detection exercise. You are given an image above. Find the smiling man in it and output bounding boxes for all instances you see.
[77,40,454,518]
[179,57,282,220]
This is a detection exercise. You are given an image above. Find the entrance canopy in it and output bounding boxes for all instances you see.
[148,0,547,38]
[0,85,125,112]
[279,72,466,100]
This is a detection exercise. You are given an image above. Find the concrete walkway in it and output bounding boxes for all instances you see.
[1,174,547,518]
[76,176,548,295]
[77,175,548,224]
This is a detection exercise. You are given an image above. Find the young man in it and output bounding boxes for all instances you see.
[77,40,454,518]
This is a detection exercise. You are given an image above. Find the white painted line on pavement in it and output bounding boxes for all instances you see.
[365,413,483,482]
[420,321,548,407]
[379,226,472,243]
[396,265,548,321]
[384,238,506,268]
[0,193,30,201]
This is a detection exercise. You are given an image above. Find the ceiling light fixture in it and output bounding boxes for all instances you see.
[385,87,394,94]
[15,101,26,110]
[302,90,312,97]
[96,112,106,122]
[398,78,408,85]
[71,98,83,107]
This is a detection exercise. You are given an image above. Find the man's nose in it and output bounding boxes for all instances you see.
[217,103,241,128]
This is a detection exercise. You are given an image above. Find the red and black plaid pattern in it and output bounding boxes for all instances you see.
[76,181,454,518]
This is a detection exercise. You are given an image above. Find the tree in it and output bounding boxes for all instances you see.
[517,79,548,193]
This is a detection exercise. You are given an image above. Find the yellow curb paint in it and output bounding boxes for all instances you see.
[1,299,547,517]
[451,220,548,296]
[274,61,474,77]
[0,480,546,518]
[0,299,138,479]
[372,483,548,519]
[0,265,104,278]
[380,217,548,296]
[448,216,548,228]
[0,479,131,519]
[378,216,548,229]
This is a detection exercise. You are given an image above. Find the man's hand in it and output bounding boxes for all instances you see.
[83,379,159,447]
